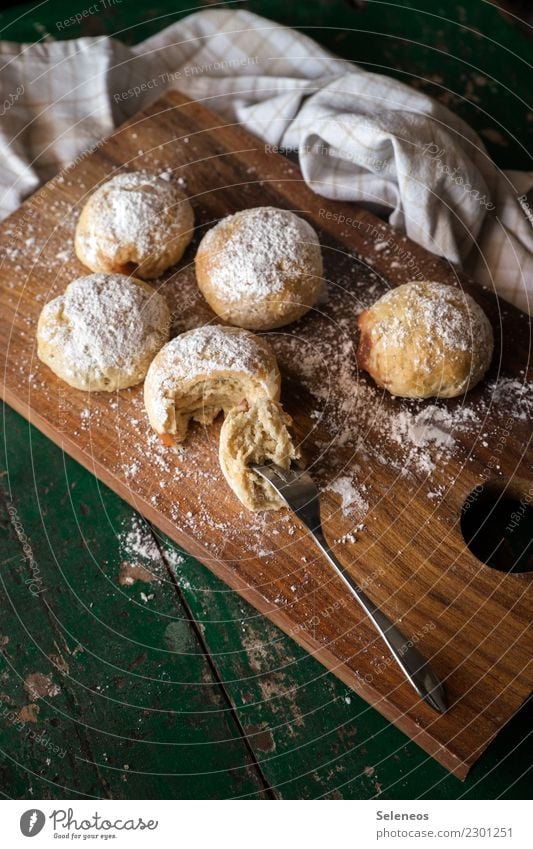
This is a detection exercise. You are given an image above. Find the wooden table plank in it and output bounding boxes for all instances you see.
[0,407,271,799]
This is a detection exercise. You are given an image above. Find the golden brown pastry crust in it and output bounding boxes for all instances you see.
[195,206,323,330]
[356,281,494,398]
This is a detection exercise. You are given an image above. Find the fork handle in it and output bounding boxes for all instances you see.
[311,527,448,713]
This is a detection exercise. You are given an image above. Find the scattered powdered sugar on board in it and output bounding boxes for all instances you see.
[114,250,531,549]
[326,476,369,519]
[487,376,533,420]
[105,392,304,560]
[390,406,459,449]
[8,177,530,561]
[268,258,530,494]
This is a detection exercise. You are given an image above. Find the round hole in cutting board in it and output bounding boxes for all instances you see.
[460,481,533,574]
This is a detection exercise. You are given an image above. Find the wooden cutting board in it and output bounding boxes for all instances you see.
[0,90,531,779]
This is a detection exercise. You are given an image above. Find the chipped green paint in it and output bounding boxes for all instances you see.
[1,407,270,798]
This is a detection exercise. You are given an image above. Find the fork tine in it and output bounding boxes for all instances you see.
[253,463,305,485]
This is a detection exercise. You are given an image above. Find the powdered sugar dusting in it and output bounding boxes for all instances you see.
[488,376,533,420]
[327,476,369,518]
[117,514,185,583]
[10,172,529,564]
[268,261,531,499]
[76,170,192,271]
[197,206,321,299]
[38,273,169,386]
[390,406,459,449]
[370,280,492,356]
[119,514,160,564]
[151,325,269,383]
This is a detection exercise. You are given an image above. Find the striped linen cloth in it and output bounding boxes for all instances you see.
[0,8,531,312]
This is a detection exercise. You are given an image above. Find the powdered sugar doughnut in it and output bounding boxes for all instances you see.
[75,171,194,279]
[37,273,170,391]
[195,207,323,330]
[356,281,494,398]
[144,325,280,445]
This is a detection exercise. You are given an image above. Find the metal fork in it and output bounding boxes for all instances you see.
[253,463,448,714]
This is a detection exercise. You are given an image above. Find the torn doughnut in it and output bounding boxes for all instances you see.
[143,325,280,445]
[219,398,301,511]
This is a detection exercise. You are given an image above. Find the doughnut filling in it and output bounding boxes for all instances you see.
[143,325,281,444]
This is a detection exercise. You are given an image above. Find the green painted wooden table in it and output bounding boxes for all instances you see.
[0,0,531,799]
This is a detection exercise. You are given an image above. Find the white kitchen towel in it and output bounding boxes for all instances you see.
[0,8,531,312]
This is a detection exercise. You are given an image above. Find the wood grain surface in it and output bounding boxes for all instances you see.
[0,90,531,779]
